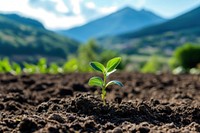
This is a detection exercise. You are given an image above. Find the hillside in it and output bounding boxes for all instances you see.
[58,7,165,42]
[0,13,79,62]
[0,14,45,29]
[98,6,200,56]
[119,6,200,39]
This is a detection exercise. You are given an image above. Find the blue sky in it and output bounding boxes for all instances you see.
[0,0,200,30]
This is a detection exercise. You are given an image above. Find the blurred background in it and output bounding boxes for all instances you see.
[0,0,200,74]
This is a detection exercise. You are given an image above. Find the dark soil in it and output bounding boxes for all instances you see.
[0,73,200,132]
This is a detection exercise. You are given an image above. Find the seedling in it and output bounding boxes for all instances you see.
[88,57,123,105]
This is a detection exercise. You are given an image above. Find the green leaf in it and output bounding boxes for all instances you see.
[88,77,103,87]
[106,57,121,72]
[106,80,123,88]
[90,62,105,73]
[106,69,116,77]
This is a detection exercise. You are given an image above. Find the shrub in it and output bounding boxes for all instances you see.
[170,43,200,69]
[141,56,162,73]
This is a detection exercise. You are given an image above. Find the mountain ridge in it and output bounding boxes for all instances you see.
[58,6,165,42]
[0,13,45,29]
[98,5,200,56]
[118,6,200,39]
[0,13,79,62]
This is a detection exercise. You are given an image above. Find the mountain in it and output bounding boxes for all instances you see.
[0,14,45,29]
[58,7,165,42]
[0,13,79,62]
[119,6,200,39]
[98,6,200,56]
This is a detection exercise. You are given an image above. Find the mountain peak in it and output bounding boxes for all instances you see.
[118,6,138,13]
[118,5,200,39]
[59,6,165,42]
[122,6,134,10]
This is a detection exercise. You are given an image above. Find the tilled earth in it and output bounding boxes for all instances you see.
[0,73,200,133]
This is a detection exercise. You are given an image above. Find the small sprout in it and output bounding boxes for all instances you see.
[88,57,123,105]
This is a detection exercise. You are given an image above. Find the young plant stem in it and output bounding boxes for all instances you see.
[102,73,107,105]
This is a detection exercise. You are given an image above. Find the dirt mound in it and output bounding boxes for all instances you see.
[0,73,200,132]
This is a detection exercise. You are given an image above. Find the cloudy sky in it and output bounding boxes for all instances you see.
[0,0,200,30]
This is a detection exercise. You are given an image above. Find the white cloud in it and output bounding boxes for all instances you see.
[27,8,85,30]
[135,0,146,9]
[0,0,29,13]
[85,2,96,9]
[0,0,85,29]
[99,6,118,14]
[70,0,82,15]
[111,0,146,10]
[52,0,69,13]
[0,0,129,29]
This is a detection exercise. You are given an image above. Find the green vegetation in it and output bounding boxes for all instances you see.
[68,40,127,72]
[141,56,163,73]
[0,58,13,73]
[0,43,199,75]
[88,57,123,105]
[0,35,199,75]
[0,9,200,76]
[0,13,79,61]
[0,58,63,75]
[0,58,22,75]
[125,55,169,72]
[169,44,200,74]
[170,44,200,69]
[98,30,200,57]
[23,58,63,74]
[0,40,127,75]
